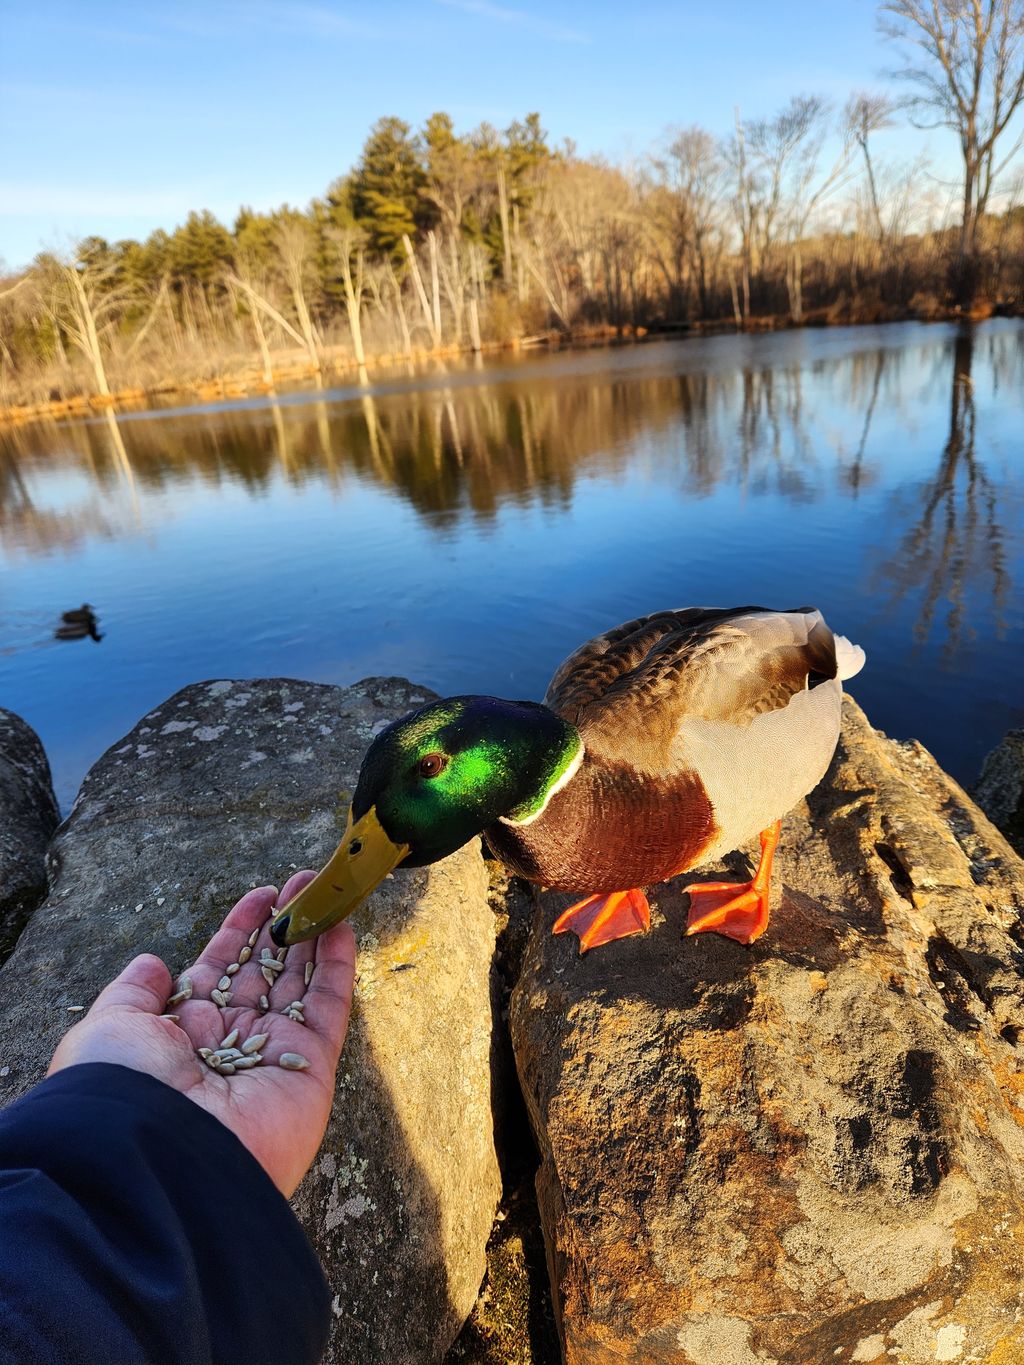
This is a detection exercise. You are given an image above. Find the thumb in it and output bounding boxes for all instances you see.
[89,953,173,1017]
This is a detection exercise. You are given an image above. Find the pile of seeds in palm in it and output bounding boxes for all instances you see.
[164,921,310,1076]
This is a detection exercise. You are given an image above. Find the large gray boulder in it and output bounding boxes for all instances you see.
[511,698,1024,1365]
[0,708,59,963]
[975,729,1024,855]
[0,677,501,1364]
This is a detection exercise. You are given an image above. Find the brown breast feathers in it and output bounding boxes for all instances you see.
[485,753,716,895]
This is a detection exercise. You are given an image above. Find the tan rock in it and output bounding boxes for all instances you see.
[510,698,1024,1364]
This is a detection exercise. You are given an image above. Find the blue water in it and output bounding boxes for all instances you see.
[2,320,1022,810]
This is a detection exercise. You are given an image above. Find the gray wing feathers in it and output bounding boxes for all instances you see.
[543,605,865,840]
[546,606,856,731]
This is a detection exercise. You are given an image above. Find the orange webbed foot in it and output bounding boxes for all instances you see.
[684,820,780,946]
[684,881,770,944]
[552,888,650,953]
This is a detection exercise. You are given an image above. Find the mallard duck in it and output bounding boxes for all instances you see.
[55,604,102,643]
[270,607,865,951]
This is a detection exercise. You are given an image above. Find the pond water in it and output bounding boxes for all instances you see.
[2,320,1022,812]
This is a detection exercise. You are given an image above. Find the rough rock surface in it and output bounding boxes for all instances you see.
[0,678,500,1365]
[511,697,1024,1365]
[444,865,563,1365]
[0,708,59,964]
[975,729,1024,855]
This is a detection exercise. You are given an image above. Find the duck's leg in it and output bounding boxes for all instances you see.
[684,820,780,945]
[552,888,650,953]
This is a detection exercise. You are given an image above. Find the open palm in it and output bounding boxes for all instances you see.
[49,872,356,1196]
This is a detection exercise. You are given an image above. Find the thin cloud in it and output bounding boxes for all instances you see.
[434,0,589,45]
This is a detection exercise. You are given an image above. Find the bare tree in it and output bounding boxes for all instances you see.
[846,93,898,241]
[381,258,415,358]
[43,257,132,398]
[648,126,724,317]
[274,217,323,375]
[225,267,276,391]
[327,226,369,379]
[768,98,857,320]
[881,0,1024,299]
[0,276,30,304]
[124,275,172,360]
[537,153,607,312]
[729,108,757,322]
[224,271,310,375]
[402,233,442,348]
[728,97,855,321]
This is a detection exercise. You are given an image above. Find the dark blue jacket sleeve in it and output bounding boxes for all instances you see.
[0,1063,330,1365]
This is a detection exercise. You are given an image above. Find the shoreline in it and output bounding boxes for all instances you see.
[1,298,1017,430]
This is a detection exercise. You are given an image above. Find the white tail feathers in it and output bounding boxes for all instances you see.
[834,634,866,681]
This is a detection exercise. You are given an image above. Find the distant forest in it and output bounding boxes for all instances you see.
[2,0,1023,413]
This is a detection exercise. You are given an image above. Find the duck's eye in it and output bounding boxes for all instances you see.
[349,838,363,856]
[418,753,447,779]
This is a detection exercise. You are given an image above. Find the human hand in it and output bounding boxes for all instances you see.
[49,872,356,1196]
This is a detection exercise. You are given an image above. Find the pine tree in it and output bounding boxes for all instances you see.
[234,208,279,273]
[422,111,474,232]
[505,112,549,215]
[349,117,426,257]
[166,211,234,289]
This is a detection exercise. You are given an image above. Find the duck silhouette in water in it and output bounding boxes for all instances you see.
[55,604,103,642]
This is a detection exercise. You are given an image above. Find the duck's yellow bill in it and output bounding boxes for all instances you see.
[269,807,409,945]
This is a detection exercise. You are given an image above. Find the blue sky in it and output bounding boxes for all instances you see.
[0,0,976,270]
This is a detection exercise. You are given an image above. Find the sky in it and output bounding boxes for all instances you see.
[0,0,987,271]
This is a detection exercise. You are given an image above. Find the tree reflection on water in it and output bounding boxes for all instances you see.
[1,323,1020,667]
[872,327,1012,658]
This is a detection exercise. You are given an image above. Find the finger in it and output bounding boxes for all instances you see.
[259,871,319,1012]
[247,871,317,1012]
[279,869,317,908]
[184,885,279,1007]
[301,922,357,1069]
[89,953,172,1017]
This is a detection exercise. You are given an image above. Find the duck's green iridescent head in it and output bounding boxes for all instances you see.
[270,696,582,945]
